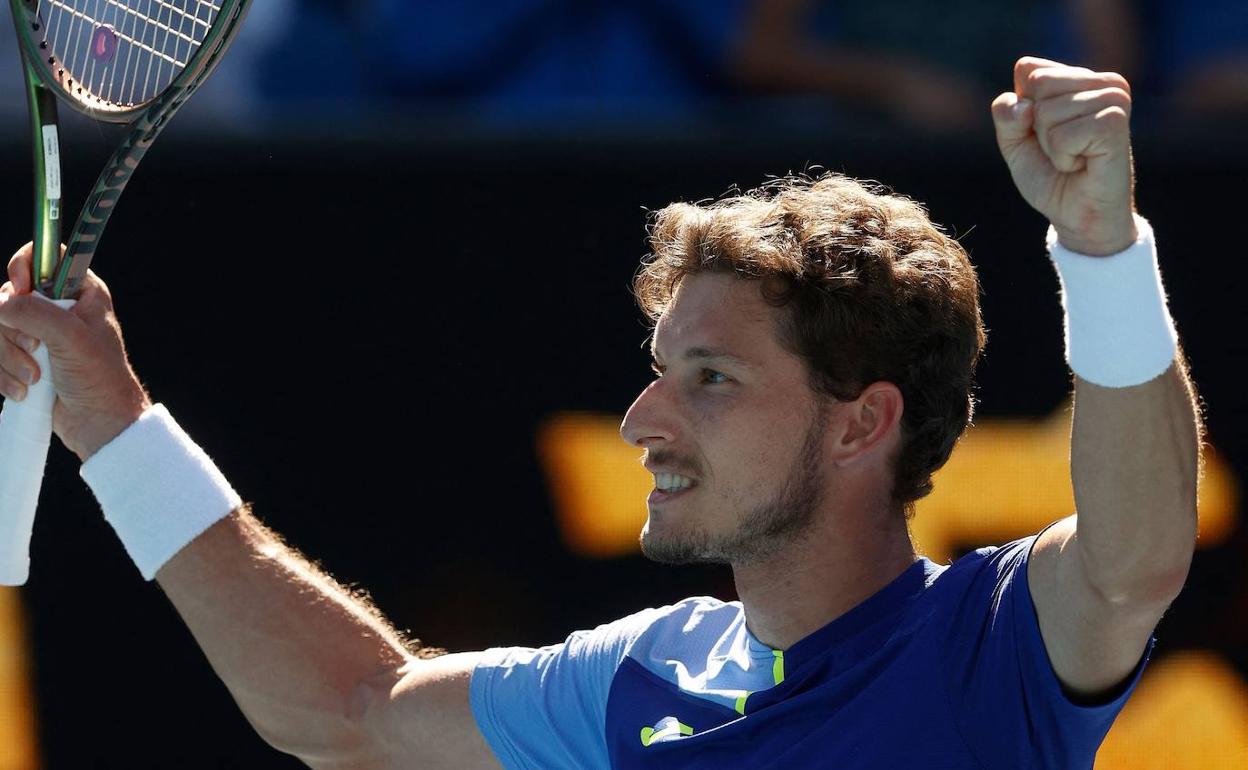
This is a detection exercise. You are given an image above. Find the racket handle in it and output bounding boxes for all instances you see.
[0,297,74,585]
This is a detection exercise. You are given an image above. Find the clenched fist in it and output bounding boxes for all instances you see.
[992,57,1138,256]
[0,243,149,460]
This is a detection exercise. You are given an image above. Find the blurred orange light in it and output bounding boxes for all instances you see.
[1097,651,1248,769]
[0,587,38,770]
[536,405,1238,562]
[909,405,1237,563]
[536,412,652,558]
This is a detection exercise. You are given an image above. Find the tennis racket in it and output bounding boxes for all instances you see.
[0,0,252,585]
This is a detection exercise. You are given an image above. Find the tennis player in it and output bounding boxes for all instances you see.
[0,57,1201,768]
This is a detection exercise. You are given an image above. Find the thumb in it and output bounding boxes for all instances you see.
[991,92,1036,156]
[0,291,82,350]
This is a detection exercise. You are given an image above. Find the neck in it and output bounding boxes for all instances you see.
[731,506,917,651]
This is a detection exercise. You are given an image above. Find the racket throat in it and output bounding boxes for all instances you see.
[21,62,62,295]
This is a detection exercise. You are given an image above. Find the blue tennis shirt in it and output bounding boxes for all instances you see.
[470,535,1150,768]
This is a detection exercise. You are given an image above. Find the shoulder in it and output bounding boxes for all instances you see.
[478,596,738,669]
[619,596,744,676]
[917,534,1042,632]
[618,596,740,648]
[650,594,739,622]
[934,535,1038,590]
[637,595,740,632]
[466,598,739,767]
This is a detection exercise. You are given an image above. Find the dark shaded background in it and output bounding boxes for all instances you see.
[3,1,1247,766]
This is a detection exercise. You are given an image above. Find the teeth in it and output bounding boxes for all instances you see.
[655,472,694,491]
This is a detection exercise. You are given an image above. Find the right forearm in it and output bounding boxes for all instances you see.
[156,507,416,763]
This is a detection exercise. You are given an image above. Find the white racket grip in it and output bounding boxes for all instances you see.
[0,297,75,585]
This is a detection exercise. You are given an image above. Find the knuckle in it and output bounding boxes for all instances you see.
[1101,87,1132,108]
[1106,111,1130,131]
[9,247,29,269]
[1096,106,1129,127]
[83,271,111,301]
[1102,72,1131,92]
[3,294,27,315]
[1027,69,1060,96]
[0,372,26,402]
[0,338,33,374]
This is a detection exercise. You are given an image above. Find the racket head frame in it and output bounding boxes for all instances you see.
[9,0,253,297]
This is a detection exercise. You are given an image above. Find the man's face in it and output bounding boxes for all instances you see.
[620,272,832,566]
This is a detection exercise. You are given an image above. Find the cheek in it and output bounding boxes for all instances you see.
[698,402,803,495]
[684,389,734,429]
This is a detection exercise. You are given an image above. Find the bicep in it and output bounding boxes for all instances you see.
[1027,516,1167,701]
[359,652,502,770]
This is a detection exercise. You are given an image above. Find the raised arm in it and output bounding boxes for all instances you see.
[0,247,500,769]
[991,57,1201,699]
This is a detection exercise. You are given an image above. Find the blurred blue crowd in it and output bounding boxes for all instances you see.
[3,0,1246,135]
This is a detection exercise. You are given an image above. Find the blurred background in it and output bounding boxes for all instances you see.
[1,0,1247,767]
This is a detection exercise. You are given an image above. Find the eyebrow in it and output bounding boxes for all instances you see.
[651,345,756,370]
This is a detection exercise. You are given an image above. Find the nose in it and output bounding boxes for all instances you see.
[620,378,676,448]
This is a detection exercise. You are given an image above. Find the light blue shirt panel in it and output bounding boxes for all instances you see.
[471,596,790,769]
[470,603,674,769]
[624,597,781,712]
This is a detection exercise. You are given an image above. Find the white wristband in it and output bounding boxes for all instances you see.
[81,404,241,580]
[1048,215,1178,388]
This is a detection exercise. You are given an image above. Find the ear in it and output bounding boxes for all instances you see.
[828,382,904,466]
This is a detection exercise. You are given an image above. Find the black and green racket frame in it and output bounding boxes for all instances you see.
[9,0,252,298]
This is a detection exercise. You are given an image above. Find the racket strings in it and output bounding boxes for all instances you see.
[37,0,221,109]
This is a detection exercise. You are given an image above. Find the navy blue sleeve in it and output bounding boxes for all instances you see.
[469,606,668,770]
[940,534,1153,769]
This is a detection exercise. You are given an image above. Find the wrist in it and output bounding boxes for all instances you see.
[68,386,152,462]
[1048,215,1178,387]
[81,403,241,580]
[1053,213,1138,257]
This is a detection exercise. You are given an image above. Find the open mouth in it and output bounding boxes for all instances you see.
[649,474,698,504]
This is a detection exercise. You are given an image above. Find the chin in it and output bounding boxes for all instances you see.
[639,520,725,566]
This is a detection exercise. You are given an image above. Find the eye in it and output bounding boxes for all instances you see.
[701,369,729,385]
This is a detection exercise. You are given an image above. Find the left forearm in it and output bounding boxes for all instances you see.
[1070,357,1201,602]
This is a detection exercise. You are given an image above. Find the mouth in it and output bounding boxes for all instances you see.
[648,472,698,505]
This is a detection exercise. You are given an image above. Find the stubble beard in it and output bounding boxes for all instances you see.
[640,404,828,567]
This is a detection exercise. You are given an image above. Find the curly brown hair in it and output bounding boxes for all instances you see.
[634,172,987,516]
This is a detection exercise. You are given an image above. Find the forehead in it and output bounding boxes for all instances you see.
[651,272,783,359]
